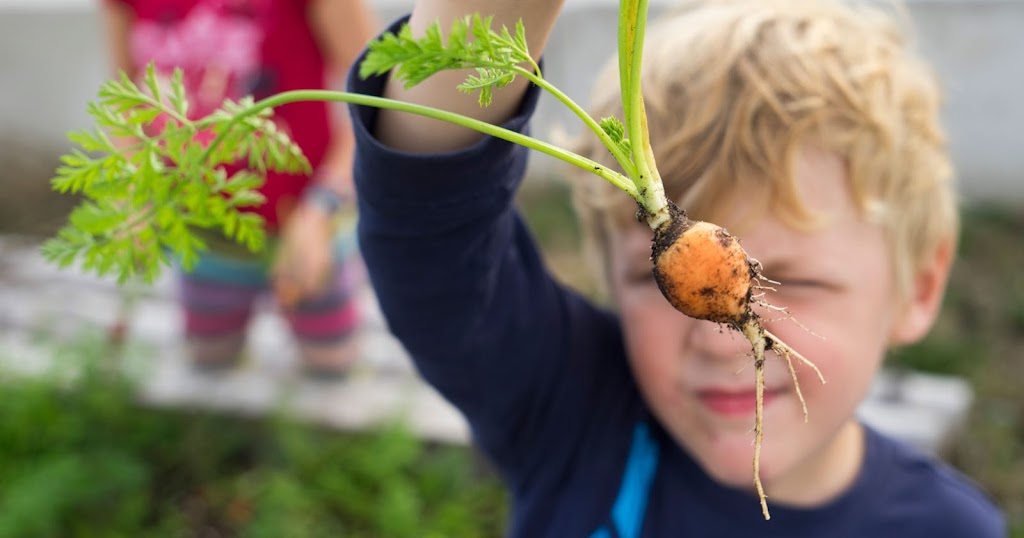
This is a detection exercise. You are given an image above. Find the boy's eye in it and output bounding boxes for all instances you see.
[640,269,657,281]
[779,279,822,288]
[625,268,657,285]
[771,278,838,293]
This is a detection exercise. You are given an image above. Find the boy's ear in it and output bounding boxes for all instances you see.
[889,237,956,345]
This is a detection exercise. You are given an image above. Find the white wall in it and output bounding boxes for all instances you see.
[2,0,1022,201]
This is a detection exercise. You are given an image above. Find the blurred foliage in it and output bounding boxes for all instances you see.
[890,205,1024,375]
[0,333,507,537]
[930,205,1024,537]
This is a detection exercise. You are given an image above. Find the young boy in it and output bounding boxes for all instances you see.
[348,0,1006,535]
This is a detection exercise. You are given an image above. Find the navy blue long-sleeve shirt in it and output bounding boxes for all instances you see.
[349,17,1006,537]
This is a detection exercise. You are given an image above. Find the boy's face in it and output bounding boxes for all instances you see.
[607,145,951,504]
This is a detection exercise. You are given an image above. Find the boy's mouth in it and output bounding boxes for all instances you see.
[696,387,787,417]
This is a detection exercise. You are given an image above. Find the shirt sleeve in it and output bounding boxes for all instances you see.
[347,17,631,490]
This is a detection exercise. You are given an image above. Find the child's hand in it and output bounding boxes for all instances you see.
[375,0,566,153]
[271,203,335,309]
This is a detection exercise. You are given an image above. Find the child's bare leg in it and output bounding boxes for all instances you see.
[179,271,258,370]
[285,267,362,379]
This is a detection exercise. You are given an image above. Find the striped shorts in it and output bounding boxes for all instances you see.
[177,230,362,345]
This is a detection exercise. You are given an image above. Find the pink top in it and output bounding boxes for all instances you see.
[110,0,334,231]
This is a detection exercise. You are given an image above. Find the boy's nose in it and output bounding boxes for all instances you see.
[687,319,753,364]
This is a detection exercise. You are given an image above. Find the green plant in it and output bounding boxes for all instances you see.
[0,331,507,537]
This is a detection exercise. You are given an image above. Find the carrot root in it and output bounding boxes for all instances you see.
[741,319,771,520]
[740,318,826,520]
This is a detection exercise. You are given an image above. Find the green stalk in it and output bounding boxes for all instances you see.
[196,89,639,200]
[619,0,670,230]
[618,0,637,124]
[511,64,637,179]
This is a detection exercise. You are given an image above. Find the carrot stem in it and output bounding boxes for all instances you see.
[194,90,639,199]
[512,66,637,180]
[619,0,670,230]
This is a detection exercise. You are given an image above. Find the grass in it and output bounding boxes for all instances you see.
[0,332,508,537]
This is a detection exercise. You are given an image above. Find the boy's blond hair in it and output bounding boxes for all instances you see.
[569,0,956,303]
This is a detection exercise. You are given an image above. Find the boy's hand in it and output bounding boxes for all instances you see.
[271,202,335,309]
[375,0,566,153]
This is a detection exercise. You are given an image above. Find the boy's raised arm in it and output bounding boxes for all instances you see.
[375,0,565,153]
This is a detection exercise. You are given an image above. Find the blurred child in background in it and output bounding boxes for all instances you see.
[100,0,377,377]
